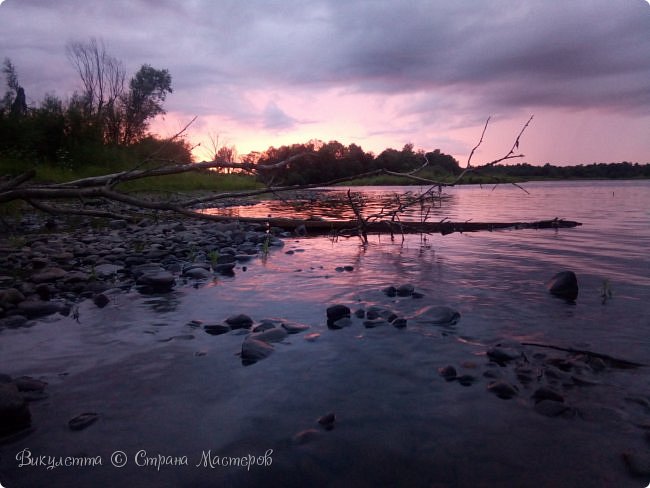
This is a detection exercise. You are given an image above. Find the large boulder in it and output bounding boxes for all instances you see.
[546,271,579,301]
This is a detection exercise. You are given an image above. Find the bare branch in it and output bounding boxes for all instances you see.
[467,116,490,168]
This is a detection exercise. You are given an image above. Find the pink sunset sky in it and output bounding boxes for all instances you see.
[1,0,649,166]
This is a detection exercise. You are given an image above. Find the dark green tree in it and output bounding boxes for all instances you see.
[119,65,172,145]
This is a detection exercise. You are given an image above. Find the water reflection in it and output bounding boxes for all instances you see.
[205,186,456,222]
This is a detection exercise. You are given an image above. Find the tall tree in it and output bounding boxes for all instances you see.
[120,64,172,145]
[66,38,125,127]
[1,58,27,117]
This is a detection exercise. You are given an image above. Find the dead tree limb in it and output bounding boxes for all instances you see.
[0,114,576,238]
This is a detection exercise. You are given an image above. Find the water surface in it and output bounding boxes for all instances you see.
[1,180,649,487]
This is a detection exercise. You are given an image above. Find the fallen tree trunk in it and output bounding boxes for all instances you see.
[196,214,581,236]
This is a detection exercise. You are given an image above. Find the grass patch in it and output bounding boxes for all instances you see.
[116,171,261,193]
[1,156,262,192]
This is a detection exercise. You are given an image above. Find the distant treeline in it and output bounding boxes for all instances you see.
[242,140,649,185]
[477,161,650,181]
[241,140,461,185]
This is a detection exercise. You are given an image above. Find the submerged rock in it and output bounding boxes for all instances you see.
[68,412,99,431]
[546,271,579,301]
[241,338,274,365]
[317,412,336,431]
[329,317,352,329]
[487,347,522,364]
[292,428,320,445]
[281,321,310,334]
[487,380,518,399]
[250,327,288,343]
[204,324,231,336]
[438,365,458,381]
[415,305,461,326]
[534,400,570,418]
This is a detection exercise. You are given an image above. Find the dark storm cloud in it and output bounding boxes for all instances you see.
[1,0,649,120]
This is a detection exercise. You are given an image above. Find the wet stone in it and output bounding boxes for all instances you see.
[292,429,320,445]
[487,347,521,364]
[281,321,310,334]
[136,271,175,293]
[392,318,407,329]
[225,314,254,329]
[438,365,457,381]
[31,267,68,283]
[183,267,212,279]
[534,400,570,418]
[532,387,564,403]
[419,306,461,326]
[318,412,336,431]
[17,300,68,319]
[250,327,288,343]
[487,380,518,399]
[364,319,389,328]
[326,304,351,323]
[456,374,477,387]
[68,412,99,431]
[382,286,397,297]
[204,324,231,336]
[330,317,353,329]
[93,293,110,308]
[396,284,415,297]
[546,270,579,301]
[241,338,274,365]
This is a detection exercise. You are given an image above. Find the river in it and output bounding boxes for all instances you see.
[1,180,649,487]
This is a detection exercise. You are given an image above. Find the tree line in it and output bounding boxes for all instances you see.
[238,141,462,185]
[0,38,192,170]
[2,40,648,185]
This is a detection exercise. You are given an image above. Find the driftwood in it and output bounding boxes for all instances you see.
[521,342,645,369]
[208,216,582,236]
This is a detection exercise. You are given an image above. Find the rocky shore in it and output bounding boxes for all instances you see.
[0,212,288,327]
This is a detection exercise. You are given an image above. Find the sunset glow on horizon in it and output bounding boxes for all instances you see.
[2,0,649,166]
